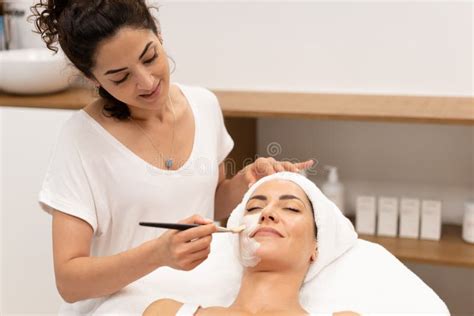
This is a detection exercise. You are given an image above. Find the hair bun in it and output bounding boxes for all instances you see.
[51,0,69,19]
[31,0,70,52]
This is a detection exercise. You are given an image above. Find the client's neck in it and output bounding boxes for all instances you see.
[230,269,307,315]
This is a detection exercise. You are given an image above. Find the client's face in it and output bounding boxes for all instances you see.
[242,179,317,271]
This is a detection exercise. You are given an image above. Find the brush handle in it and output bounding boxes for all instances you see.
[139,222,234,233]
[139,222,200,230]
[216,226,232,233]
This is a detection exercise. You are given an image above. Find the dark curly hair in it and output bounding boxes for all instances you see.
[31,0,160,120]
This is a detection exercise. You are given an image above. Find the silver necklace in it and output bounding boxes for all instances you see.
[130,95,176,170]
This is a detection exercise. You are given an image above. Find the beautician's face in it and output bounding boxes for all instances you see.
[244,180,317,270]
[91,27,170,111]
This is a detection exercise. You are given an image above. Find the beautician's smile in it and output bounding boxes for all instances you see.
[139,80,161,100]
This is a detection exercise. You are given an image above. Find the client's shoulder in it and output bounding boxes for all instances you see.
[143,298,183,316]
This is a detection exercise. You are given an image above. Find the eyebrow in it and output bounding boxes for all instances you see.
[248,194,303,202]
[248,195,267,201]
[279,194,303,202]
[103,41,154,75]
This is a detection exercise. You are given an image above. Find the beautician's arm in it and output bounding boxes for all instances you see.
[52,210,215,303]
[214,163,249,220]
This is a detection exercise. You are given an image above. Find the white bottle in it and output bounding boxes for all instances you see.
[356,195,376,235]
[420,200,442,240]
[377,197,398,237]
[322,166,345,214]
[463,202,474,244]
[399,198,420,239]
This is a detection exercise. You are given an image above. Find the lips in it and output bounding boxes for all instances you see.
[139,80,161,98]
[250,226,284,238]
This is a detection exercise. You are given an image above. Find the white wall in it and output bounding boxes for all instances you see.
[160,1,472,96]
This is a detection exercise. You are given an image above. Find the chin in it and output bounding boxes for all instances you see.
[255,246,284,259]
[250,257,288,271]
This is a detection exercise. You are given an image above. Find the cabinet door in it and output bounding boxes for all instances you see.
[1,107,74,314]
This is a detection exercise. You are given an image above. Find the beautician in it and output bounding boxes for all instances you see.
[32,0,313,304]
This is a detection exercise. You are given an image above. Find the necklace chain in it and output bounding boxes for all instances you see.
[130,94,176,170]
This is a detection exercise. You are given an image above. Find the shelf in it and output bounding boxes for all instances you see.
[359,224,474,268]
[0,87,472,125]
[216,90,474,125]
[0,87,93,110]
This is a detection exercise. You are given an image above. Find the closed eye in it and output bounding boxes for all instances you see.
[111,53,157,85]
[112,74,129,85]
[144,52,158,64]
[246,207,262,212]
[284,207,300,212]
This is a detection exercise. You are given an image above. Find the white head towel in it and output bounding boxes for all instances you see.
[227,171,358,282]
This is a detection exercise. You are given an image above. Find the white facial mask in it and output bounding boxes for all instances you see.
[238,213,261,267]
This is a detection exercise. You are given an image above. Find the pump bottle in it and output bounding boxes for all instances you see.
[322,165,345,214]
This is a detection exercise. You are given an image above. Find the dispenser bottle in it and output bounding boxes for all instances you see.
[322,165,345,214]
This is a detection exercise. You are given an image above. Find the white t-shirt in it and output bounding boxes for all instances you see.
[39,83,234,257]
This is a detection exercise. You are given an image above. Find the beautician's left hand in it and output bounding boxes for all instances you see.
[241,157,314,187]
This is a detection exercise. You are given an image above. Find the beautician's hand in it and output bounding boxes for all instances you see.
[157,215,217,271]
[242,157,314,187]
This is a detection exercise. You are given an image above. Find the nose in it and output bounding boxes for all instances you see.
[258,206,279,224]
[135,67,154,91]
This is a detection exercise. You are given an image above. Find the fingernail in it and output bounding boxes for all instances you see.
[204,218,213,224]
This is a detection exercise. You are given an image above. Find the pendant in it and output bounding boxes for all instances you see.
[165,159,173,169]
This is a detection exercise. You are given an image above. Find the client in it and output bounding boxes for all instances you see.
[144,172,359,315]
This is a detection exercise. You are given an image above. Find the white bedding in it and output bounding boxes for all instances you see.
[299,239,449,314]
[61,235,449,315]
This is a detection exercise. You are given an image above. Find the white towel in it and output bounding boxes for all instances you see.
[227,171,358,282]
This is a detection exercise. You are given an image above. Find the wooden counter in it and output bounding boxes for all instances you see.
[0,88,93,110]
[360,224,474,268]
[1,87,472,125]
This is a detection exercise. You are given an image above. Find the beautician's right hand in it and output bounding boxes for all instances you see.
[156,215,217,271]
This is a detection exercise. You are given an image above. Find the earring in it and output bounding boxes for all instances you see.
[310,246,318,262]
[94,85,100,97]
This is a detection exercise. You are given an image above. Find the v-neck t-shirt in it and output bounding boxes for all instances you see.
[38,83,234,256]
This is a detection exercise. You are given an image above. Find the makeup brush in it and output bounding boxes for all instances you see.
[139,222,246,234]
[216,224,246,233]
